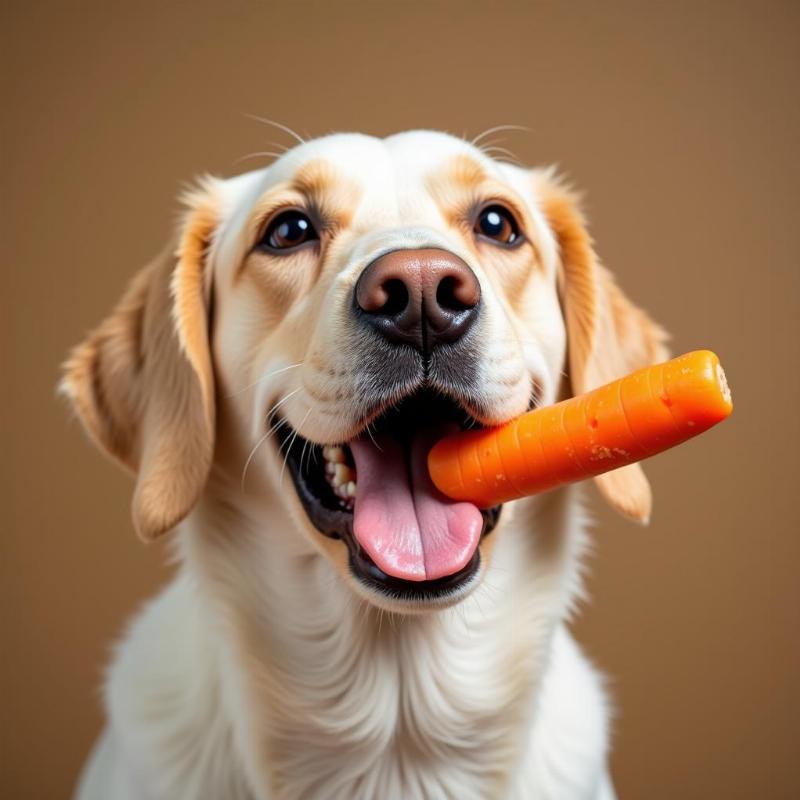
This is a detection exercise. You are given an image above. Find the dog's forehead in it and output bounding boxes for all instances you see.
[265,130,499,204]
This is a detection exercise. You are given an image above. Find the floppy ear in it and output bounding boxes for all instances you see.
[61,181,219,541]
[534,169,669,523]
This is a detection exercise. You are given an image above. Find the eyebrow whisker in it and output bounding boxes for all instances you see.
[478,144,524,167]
[234,151,289,165]
[243,114,307,145]
[469,124,531,148]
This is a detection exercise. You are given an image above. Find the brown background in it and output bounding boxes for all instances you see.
[3,1,798,797]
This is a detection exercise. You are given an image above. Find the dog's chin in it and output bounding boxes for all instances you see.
[272,389,502,613]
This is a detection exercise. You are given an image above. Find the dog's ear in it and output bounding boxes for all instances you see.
[61,181,219,541]
[534,169,669,523]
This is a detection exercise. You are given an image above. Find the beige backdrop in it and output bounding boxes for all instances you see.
[3,1,798,797]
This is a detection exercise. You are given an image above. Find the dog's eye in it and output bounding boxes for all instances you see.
[260,210,319,252]
[474,205,521,246]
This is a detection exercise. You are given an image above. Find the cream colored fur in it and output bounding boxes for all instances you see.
[64,131,666,799]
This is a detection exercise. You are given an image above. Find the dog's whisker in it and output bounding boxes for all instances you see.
[240,388,302,490]
[365,421,383,452]
[226,363,305,399]
[474,135,525,163]
[480,146,524,167]
[297,410,318,478]
[469,123,531,148]
[264,139,293,154]
[264,387,302,423]
[243,113,307,145]
[242,416,288,487]
[462,413,478,431]
[299,434,312,479]
[263,415,289,443]
[280,408,311,486]
[234,142,307,173]
[475,136,508,151]
[234,150,289,165]
[241,422,283,492]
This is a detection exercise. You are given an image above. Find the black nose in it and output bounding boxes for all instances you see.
[354,248,481,353]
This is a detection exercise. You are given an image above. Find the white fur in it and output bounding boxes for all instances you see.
[77,487,614,800]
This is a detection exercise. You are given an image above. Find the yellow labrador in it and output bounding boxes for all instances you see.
[63,131,666,799]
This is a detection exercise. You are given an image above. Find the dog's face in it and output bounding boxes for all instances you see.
[62,131,666,613]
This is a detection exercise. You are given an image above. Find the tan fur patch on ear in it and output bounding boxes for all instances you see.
[594,467,652,525]
[602,263,669,364]
[62,181,221,541]
[172,190,218,438]
[535,168,669,523]
[60,263,153,471]
[540,179,598,389]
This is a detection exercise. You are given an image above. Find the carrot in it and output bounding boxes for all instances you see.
[428,350,733,508]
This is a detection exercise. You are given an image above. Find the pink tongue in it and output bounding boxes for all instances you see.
[350,429,483,582]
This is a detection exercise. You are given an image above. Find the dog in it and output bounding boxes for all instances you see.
[63,130,667,799]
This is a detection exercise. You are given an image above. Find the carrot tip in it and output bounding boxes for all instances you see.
[716,362,731,406]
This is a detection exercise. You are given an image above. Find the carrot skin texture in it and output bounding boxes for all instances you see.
[428,351,733,508]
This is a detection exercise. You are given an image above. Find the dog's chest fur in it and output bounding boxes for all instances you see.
[96,492,609,800]
[250,590,545,799]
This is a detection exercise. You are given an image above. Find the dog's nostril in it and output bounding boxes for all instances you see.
[436,276,472,313]
[381,279,409,315]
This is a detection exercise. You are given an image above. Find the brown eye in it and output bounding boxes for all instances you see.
[260,210,319,252]
[474,205,521,246]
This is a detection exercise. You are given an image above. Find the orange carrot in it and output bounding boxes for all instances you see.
[428,350,733,508]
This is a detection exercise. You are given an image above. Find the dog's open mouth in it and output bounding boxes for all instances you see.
[273,390,501,600]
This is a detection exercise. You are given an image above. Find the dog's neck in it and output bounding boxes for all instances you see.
[176,481,585,799]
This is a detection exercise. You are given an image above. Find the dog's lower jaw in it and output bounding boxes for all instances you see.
[89,486,613,800]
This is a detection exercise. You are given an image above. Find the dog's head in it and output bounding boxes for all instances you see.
[62,131,666,612]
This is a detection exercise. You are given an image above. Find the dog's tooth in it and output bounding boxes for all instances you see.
[329,446,346,464]
[332,469,354,488]
[325,462,335,476]
[334,464,353,484]
[346,481,357,498]
[323,445,344,462]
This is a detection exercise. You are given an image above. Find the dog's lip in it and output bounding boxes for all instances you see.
[349,545,483,602]
[270,390,502,600]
